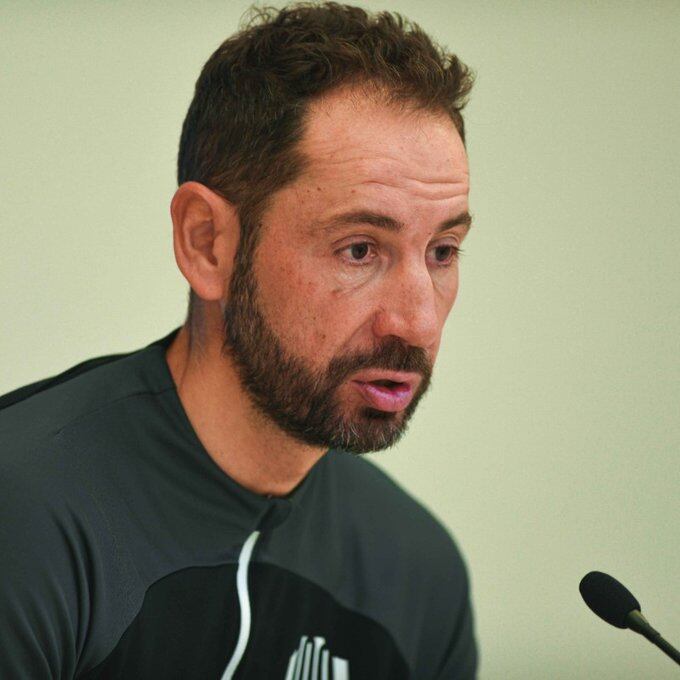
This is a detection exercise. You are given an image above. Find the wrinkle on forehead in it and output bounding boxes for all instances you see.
[303,153,469,203]
[357,184,468,210]
[309,130,465,173]
[302,129,466,194]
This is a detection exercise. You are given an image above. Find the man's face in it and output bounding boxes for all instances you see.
[220,88,471,455]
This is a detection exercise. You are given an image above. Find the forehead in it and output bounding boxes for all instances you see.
[283,86,469,229]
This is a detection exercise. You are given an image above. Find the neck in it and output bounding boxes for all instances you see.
[165,322,326,498]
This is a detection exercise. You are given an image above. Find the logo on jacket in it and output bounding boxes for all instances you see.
[285,635,349,679]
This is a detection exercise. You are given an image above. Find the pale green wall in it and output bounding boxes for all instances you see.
[1,2,678,677]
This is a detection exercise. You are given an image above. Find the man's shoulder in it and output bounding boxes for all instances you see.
[1,350,118,435]
[321,451,476,679]
[325,450,468,570]
[0,335,172,467]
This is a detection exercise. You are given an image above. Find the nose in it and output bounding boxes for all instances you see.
[371,257,449,350]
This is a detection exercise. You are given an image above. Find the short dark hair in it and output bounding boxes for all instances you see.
[177,1,475,350]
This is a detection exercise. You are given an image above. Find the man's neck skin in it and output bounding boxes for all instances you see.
[164,321,327,498]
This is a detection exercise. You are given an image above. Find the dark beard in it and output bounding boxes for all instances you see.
[220,223,432,454]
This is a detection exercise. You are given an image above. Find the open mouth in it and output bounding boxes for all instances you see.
[353,380,414,411]
[368,379,403,388]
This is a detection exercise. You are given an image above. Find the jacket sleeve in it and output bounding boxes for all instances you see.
[429,527,478,680]
[432,564,478,679]
[0,467,81,679]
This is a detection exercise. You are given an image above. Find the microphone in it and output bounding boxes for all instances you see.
[579,571,680,667]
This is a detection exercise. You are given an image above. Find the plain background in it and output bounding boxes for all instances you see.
[1,1,678,678]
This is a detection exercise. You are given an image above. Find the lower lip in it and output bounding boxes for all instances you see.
[352,381,414,412]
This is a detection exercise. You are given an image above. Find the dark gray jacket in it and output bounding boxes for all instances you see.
[0,327,477,679]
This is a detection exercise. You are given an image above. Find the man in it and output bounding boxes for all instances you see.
[0,2,477,678]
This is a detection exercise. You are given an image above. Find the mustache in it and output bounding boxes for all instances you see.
[328,337,431,384]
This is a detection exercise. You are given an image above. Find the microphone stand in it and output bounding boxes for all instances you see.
[627,610,680,666]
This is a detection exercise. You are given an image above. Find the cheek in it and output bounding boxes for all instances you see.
[259,262,336,350]
[439,268,460,309]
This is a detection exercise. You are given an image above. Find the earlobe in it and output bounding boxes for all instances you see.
[170,182,240,303]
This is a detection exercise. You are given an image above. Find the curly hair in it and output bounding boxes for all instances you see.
[177,1,475,351]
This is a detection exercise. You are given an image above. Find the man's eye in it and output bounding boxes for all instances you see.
[433,244,463,265]
[343,242,373,263]
[339,241,373,265]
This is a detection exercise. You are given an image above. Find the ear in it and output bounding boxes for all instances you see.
[169,182,240,303]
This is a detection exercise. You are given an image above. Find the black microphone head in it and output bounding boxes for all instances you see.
[579,571,641,629]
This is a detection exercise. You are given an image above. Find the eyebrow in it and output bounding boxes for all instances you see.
[317,209,473,235]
